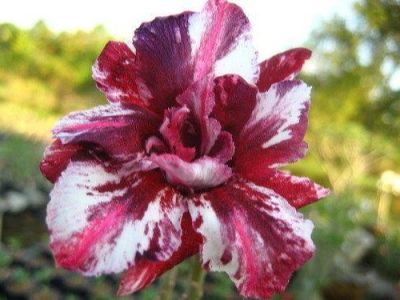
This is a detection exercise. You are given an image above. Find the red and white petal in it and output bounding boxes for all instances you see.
[53,104,159,159]
[188,178,315,299]
[257,170,330,209]
[93,41,146,107]
[145,136,168,155]
[133,12,195,112]
[213,75,257,139]
[47,160,185,276]
[177,77,221,155]
[257,48,312,92]
[208,131,235,163]
[133,0,258,112]
[40,141,156,185]
[177,77,215,125]
[40,139,81,183]
[118,212,201,295]
[243,80,310,151]
[190,0,259,83]
[235,80,311,178]
[150,154,232,190]
[233,141,308,183]
[160,106,196,162]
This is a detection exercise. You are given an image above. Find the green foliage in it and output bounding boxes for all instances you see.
[289,1,400,298]
[0,22,108,142]
[0,133,46,187]
[0,249,12,267]
[0,22,109,94]
[307,0,400,139]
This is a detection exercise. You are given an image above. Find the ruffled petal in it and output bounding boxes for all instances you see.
[145,136,168,155]
[40,141,156,184]
[213,75,257,139]
[208,131,235,163]
[160,106,196,162]
[191,0,259,83]
[53,104,159,160]
[257,48,312,92]
[133,0,258,112]
[235,80,311,179]
[177,77,221,155]
[150,154,232,190]
[133,12,194,113]
[188,178,315,299]
[47,160,185,275]
[40,139,81,183]
[93,41,146,107]
[256,170,330,208]
[118,212,201,295]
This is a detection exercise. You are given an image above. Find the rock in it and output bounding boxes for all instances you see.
[4,191,29,213]
[24,187,46,207]
[0,187,46,213]
[365,271,399,300]
[341,228,376,265]
[0,199,8,212]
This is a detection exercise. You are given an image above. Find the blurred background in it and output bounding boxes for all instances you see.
[0,0,399,299]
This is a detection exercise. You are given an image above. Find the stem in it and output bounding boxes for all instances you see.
[158,267,178,300]
[186,256,206,300]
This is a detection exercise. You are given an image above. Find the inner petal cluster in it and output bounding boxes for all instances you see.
[145,95,235,191]
[159,106,199,161]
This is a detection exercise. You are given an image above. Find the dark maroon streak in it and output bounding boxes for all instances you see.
[134,12,195,113]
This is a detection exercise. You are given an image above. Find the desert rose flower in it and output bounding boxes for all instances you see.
[40,0,329,298]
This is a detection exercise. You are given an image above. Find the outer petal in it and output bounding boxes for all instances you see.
[40,139,82,183]
[40,143,156,185]
[213,75,257,139]
[133,12,194,113]
[133,0,258,112]
[257,170,330,209]
[235,80,311,179]
[257,48,312,92]
[93,41,146,107]
[53,104,159,160]
[47,160,185,275]
[118,212,201,296]
[191,0,259,82]
[150,154,232,190]
[188,178,315,299]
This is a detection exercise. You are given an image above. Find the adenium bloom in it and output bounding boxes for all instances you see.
[40,0,329,298]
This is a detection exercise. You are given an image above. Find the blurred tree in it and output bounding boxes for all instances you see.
[290,1,400,299]
[0,21,110,116]
[0,21,110,143]
[307,0,400,140]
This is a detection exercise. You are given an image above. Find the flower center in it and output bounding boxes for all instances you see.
[145,105,235,191]
[180,117,201,153]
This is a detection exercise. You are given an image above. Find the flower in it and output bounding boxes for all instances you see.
[40,0,329,298]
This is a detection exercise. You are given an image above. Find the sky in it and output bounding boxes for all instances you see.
[0,0,354,59]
